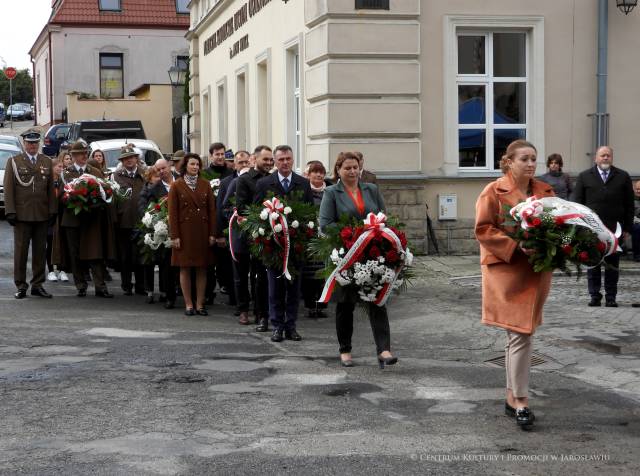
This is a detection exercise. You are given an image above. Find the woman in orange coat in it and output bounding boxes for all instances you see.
[168,153,216,316]
[475,140,554,431]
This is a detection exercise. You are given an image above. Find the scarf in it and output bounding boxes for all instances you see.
[310,182,326,193]
[184,173,198,191]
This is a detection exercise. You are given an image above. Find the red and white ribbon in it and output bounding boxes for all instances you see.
[318,212,406,307]
[228,208,245,263]
[262,197,292,280]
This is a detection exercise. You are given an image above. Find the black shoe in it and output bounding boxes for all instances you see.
[271,329,284,342]
[377,354,398,369]
[185,308,195,316]
[505,401,516,417]
[256,318,269,332]
[588,298,601,307]
[31,287,52,298]
[285,330,302,341]
[164,301,175,309]
[146,294,155,304]
[77,289,87,297]
[196,308,208,316]
[605,300,618,307]
[515,407,535,430]
[95,289,114,298]
[340,355,354,367]
[14,289,27,299]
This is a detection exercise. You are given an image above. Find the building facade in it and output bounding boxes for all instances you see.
[187,0,640,253]
[30,0,190,128]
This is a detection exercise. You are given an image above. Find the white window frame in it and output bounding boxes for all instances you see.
[216,78,228,146]
[236,65,249,151]
[99,0,121,12]
[255,48,272,146]
[443,15,544,177]
[284,35,305,171]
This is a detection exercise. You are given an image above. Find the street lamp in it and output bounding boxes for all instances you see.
[167,66,186,88]
[617,0,637,15]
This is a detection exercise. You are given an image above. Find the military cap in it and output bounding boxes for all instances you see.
[118,143,139,161]
[69,140,89,154]
[20,128,41,143]
[171,149,185,162]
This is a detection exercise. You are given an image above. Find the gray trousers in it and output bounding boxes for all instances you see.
[13,220,48,290]
[505,331,533,398]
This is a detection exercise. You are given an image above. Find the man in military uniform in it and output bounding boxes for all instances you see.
[113,144,146,296]
[60,141,116,297]
[3,129,57,298]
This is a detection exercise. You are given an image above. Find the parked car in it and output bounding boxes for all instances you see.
[42,123,70,157]
[15,104,33,120]
[66,120,146,146]
[0,135,23,151]
[6,104,25,121]
[0,143,22,215]
[89,139,163,172]
[0,103,5,127]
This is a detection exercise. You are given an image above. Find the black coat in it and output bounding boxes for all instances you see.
[571,165,635,233]
[216,172,237,236]
[253,171,314,205]
[235,168,268,214]
[138,181,169,216]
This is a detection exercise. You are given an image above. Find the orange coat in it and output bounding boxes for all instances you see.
[168,177,216,267]
[475,173,555,335]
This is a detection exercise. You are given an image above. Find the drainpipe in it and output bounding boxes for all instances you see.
[595,0,609,148]
[31,59,36,126]
[48,30,53,126]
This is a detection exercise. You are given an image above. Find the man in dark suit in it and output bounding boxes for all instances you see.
[354,151,377,184]
[572,145,635,307]
[254,145,314,342]
[235,146,274,331]
[3,129,57,299]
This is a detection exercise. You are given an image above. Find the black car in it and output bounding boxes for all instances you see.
[43,123,70,157]
[65,120,146,145]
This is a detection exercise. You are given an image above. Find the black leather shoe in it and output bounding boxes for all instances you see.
[14,289,27,299]
[515,407,535,430]
[184,308,195,316]
[256,318,269,332]
[505,401,516,417]
[588,298,601,307]
[271,329,284,342]
[196,308,208,316]
[77,289,87,297]
[31,287,52,298]
[285,330,302,341]
[95,289,114,298]
[164,301,175,309]
[377,354,398,369]
[605,300,618,308]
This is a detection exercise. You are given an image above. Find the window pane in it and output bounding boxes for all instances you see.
[176,0,189,14]
[458,36,485,74]
[458,85,485,124]
[100,69,123,98]
[100,54,122,68]
[459,129,486,167]
[494,83,526,124]
[99,0,121,11]
[493,129,526,169]
[493,33,526,77]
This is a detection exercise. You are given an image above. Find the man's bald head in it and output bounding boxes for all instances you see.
[155,158,172,181]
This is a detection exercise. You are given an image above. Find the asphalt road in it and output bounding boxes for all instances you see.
[0,218,639,475]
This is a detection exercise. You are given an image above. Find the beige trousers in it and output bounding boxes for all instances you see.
[505,331,533,398]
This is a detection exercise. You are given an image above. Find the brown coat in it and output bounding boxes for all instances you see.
[3,153,57,221]
[112,168,145,228]
[168,177,216,267]
[58,164,117,261]
[475,173,555,335]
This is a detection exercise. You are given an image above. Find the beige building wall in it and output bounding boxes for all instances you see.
[66,85,174,153]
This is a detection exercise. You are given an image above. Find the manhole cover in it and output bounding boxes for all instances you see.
[484,352,548,368]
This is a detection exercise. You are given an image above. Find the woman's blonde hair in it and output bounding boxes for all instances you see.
[499,140,537,174]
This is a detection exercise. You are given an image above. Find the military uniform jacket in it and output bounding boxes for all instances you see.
[60,164,105,228]
[112,168,145,229]
[3,152,56,221]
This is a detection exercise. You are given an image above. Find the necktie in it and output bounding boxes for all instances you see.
[130,172,135,179]
[602,170,608,182]
[79,168,84,175]
[30,156,36,165]
[282,177,289,192]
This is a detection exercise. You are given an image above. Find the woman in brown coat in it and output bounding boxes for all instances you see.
[475,140,554,431]
[168,153,216,316]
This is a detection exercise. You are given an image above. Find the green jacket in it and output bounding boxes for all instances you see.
[319,180,385,230]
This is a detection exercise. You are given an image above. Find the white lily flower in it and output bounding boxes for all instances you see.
[260,210,269,220]
[307,221,315,229]
[258,227,265,236]
[270,212,279,221]
[291,220,299,229]
[273,224,283,233]
[283,207,292,215]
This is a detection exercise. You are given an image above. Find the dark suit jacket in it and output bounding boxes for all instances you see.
[253,171,314,205]
[235,168,268,214]
[571,165,634,233]
[319,180,386,230]
[360,169,378,184]
[215,172,238,236]
[138,180,169,216]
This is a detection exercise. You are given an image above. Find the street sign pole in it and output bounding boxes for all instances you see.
[9,77,12,130]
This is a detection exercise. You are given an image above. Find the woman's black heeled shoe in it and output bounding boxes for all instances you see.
[196,308,208,316]
[377,354,398,369]
[515,407,535,431]
[340,354,354,367]
[505,401,516,417]
[184,308,195,316]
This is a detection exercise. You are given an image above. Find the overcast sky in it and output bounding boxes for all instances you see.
[2,0,54,72]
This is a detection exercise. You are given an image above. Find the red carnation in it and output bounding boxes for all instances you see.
[531,217,542,227]
[578,251,589,262]
[385,249,399,263]
[354,227,365,239]
[369,245,381,258]
[596,242,607,253]
[155,204,162,211]
[289,228,297,238]
[398,232,408,248]
[306,228,315,237]
[554,217,565,225]
[90,190,98,197]
[562,244,573,255]
[80,188,88,196]
[340,227,353,243]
